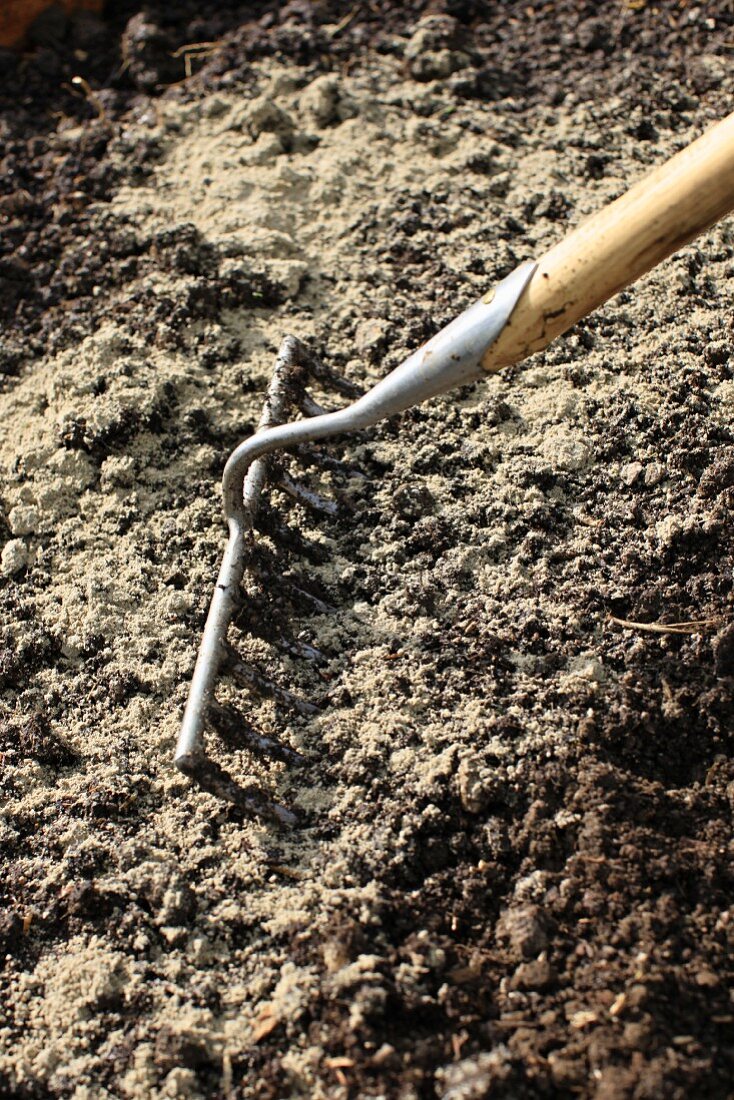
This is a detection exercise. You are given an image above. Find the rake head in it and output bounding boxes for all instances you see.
[175,335,362,826]
[175,263,536,824]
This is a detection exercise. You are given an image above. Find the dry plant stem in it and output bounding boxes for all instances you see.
[70,75,107,122]
[609,615,724,635]
[170,41,223,80]
[482,110,734,372]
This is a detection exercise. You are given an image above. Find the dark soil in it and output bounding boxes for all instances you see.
[1,3,733,1099]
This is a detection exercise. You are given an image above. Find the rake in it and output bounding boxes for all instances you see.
[175,109,734,824]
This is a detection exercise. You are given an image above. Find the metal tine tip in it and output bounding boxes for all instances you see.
[229,593,326,657]
[298,392,329,418]
[278,636,325,661]
[232,589,327,655]
[240,537,337,609]
[237,575,336,620]
[284,581,336,616]
[176,752,298,827]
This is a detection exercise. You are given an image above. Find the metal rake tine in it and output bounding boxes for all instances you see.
[208,701,307,763]
[298,392,330,418]
[176,752,298,827]
[276,472,340,516]
[243,543,336,607]
[284,582,336,616]
[230,592,326,657]
[230,596,327,659]
[243,538,337,606]
[253,505,330,564]
[223,644,320,716]
[287,336,364,398]
[277,636,325,661]
[294,446,367,479]
[175,336,317,783]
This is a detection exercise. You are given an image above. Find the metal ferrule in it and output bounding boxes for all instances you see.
[339,259,537,423]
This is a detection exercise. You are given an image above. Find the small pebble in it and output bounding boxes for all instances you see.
[237,97,294,140]
[405,15,471,81]
[620,461,643,487]
[1,539,29,576]
[497,904,549,958]
[8,505,40,535]
[300,74,356,128]
[644,462,665,487]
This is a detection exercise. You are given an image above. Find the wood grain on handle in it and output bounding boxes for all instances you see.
[481,110,734,373]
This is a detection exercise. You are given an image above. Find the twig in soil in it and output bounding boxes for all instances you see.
[608,615,724,635]
[266,863,304,880]
[327,6,360,37]
[171,41,223,79]
[575,511,604,528]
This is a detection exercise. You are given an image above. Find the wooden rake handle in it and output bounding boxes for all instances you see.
[481,109,734,373]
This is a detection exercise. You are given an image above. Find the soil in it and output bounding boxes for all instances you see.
[1,3,733,1099]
